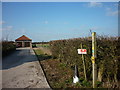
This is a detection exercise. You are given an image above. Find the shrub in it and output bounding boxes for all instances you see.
[50,36,120,83]
[2,41,16,57]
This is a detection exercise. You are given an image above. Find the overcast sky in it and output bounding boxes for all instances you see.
[1,2,118,42]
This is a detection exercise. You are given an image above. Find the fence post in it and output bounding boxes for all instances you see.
[92,32,97,88]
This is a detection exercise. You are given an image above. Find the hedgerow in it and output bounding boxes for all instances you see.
[50,36,120,85]
[2,41,16,57]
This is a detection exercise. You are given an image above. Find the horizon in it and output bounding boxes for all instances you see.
[1,2,118,42]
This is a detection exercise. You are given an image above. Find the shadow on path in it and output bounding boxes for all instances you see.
[2,48,51,70]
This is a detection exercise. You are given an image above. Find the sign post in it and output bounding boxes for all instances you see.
[92,32,97,88]
[81,43,87,81]
[77,44,87,81]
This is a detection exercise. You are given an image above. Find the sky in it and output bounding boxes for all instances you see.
[1,2,118,42]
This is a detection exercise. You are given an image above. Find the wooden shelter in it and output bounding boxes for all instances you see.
[15,35,32,48]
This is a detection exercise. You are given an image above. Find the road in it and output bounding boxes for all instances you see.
[2,47,50,88]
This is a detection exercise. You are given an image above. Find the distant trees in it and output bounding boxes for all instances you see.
[32,41,49,44]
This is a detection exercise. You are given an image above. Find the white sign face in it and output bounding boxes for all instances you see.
[77,49,87,54]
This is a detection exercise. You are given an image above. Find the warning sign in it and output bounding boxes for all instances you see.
[77,49,87,54]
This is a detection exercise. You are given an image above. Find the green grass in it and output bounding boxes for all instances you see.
[34,49,52,60]
[34,49,44,55]
[36,44,50,47]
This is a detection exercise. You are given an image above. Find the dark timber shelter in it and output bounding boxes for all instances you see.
[15,35,32,48]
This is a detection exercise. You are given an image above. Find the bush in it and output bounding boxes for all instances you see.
[50,36,120,83]
[32,44,37,48]
[2,41,16,57]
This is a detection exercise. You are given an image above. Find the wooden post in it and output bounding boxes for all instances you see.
[92,32,97,88]
[15,41,17,47]
[30,41,32,48]
[22,41,24,47]
[81,43,87,81]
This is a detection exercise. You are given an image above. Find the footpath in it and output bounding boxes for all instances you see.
[2,47,50,88]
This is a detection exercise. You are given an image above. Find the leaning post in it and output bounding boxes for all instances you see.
[81,43,87,81]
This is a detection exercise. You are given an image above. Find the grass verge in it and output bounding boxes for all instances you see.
[34,48,93,89]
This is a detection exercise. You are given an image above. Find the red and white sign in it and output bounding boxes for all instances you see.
[77,49,87,54]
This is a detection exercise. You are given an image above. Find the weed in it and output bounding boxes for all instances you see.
[81,80,91,87]
[96,81,102,87]
[74,82,81,87]
[59,63,67,68]
[65,78,72,84]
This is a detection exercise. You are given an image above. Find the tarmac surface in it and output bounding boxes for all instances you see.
[2,47,50,88]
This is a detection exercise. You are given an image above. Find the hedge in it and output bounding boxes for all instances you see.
[50,36,120,82]
[2,41,16,57]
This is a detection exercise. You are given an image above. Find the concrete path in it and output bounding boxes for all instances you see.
[2,47,50,88]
